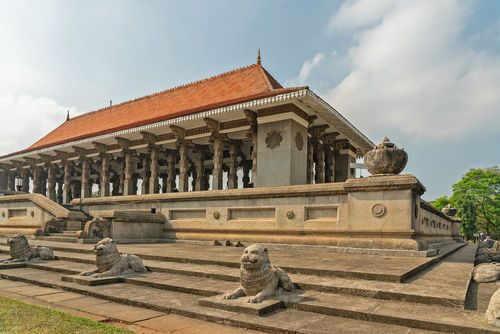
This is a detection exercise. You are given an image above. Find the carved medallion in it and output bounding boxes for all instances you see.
[265,130,282,149]
[372,204,386,218]
[295,132,304,151]
[286,210,295,219]
[30,211,35,217]
[213,211,220,220]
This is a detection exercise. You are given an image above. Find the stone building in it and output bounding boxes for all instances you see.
[0,59,372,202]
[0,57,460,250]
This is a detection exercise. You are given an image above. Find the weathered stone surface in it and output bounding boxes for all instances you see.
[364,137,408,175]
[486,287,500,327]
[473,263,500,283]
[78,238,148,278]
[223,244,295,303]
[1,234,55,263]
[442,204,457,217]
[199,294,284,316]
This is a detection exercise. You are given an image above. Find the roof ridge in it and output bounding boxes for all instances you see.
[66,63,264,123]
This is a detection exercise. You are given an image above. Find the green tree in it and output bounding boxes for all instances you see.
[431,195,451,211]
[458,194,477,241]
[451,167,500,236]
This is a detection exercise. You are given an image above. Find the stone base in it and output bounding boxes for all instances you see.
[199,294,285,316]
[61,274,124,286]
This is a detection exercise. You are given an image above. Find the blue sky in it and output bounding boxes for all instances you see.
[0,0,499,200]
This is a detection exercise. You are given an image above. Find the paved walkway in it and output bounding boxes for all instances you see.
[0,278,262,334]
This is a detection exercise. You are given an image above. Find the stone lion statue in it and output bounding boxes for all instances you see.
[2,234,55,263]
[472,263,500,283]
[78,238,148,278]
[223,244,295,303]
[486,287,500,327]
[485,241,500,254]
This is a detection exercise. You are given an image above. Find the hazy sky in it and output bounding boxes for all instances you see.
[0,0,499,200]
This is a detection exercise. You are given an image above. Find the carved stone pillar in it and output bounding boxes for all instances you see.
[21,168,30,193]
[211,136,223,190]
[306,138,314,184]
[57,179,63,203]
[166,153,176,192]
[6,167,14,191]
[71,181,80,199]
[40,171,47,196]
[178,142,189,192]
[314,142,325,184]
[242,161,251,188]
[123,151,134,196]
[132,174,138,195]
[100,154,110,197]
[194,149,204,191]
[325,146,335,183]
[227,142,239,189]
[81,158,90,198]
[244,110,258,185]
[149,146,159,194]
[47,165,56,201]
[141,155,150,195]
[63,162,72,204]
[32,166,41,193]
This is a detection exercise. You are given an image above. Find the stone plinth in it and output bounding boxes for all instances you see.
[71,174,460,251]
[199,294,284,316]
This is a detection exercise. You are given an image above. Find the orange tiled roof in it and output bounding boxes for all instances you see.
[27,64,304,152]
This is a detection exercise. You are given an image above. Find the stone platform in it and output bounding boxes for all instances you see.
[0,238,498,333]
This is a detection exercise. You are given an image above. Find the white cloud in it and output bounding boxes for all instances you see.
[329,0,398,30]
[0,95,77,155]
[296,53,326,84]
[323,0,500,140]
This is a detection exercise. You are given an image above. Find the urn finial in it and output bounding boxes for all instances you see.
[364,137,408,175]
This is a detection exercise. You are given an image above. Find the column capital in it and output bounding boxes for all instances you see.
[54,150,70,162]
[321,132,339,145]
[140,131,158,144]
[203,117,220,133]
[309,124,329,139]
[92,142,109,155]
[72,146,88,158]
[115,137,131,150]
[0,163,12,171]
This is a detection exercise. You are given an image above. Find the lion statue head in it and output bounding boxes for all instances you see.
[240,244,270,271]
[7,234,31,259]
[94,238,121,272]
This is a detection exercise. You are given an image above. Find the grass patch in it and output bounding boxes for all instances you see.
[0,296,133,334]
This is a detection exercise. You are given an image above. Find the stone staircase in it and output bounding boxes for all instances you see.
[0,239,497,334]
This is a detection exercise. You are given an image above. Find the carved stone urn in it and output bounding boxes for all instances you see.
[364,137,408,175]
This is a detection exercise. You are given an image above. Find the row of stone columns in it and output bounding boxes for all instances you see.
[0,134,254,204]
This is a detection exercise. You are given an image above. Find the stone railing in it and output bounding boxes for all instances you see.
[419,200,461,242]
[0,194,85,235]
[71,174,460,251]
[78,210,166,242]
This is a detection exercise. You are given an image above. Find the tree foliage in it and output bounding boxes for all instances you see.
[431,195,451,211]
[432,167,499,237]
[451,167,499,236]
[458,193,477,240]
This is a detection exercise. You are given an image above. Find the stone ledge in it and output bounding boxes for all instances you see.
[0,262,27,270]
[61,274,124,286]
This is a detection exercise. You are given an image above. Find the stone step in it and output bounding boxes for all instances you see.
[0,268,449,334]
[35,236,80,243]
[0,245,471,308]
[0,267,496,334]
[0,239,467,283]
[28,260,234,297]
